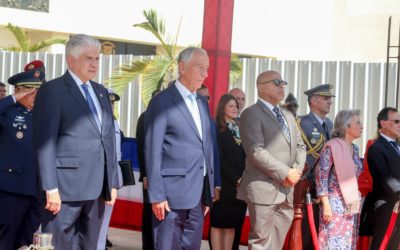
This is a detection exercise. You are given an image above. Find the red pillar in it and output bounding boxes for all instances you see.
[201,0,234,116]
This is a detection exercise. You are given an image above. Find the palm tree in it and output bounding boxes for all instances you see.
[107,9,242,106]
[0,23,67,52]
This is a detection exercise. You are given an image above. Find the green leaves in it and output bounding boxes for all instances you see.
[108,9,179,106]
[106,9,242,106]
[0,23,66,52]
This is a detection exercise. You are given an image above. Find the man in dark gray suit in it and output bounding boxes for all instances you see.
[144,47,214,250]
[33,34,118,249]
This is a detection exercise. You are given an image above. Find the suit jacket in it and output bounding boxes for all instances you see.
[33,71,118,202]
[368,135,400,210]
[211,119,222,187]
[136,111,146,182]
[144,83,214,209]
[217,129,245,202]
[0,96,38,197]
[237,100,306,205]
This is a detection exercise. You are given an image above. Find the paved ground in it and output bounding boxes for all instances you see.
[108,227,247,250]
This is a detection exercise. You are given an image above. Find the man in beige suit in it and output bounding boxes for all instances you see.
[237,70,306,249]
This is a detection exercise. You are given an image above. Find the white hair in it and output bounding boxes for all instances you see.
[177,47,207,64]
[332,109,361,138]
[65,34,101,58]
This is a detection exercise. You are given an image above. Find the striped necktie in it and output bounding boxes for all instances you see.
[272,106,290,142]
[81,83,101,130]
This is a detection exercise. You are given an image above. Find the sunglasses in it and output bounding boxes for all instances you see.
[205,95,210,100]
[260,79,288,87]
[388,119,400,124]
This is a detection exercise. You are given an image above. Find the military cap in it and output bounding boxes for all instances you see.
[304,84,335,97]
[24,60,45,72]
[107,89,120,102]
[8,70,45,87]
[285,92,298,105]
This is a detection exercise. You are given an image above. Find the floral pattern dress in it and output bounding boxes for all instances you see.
[315,144,363,250]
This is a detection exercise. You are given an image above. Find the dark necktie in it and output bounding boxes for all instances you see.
[272,107,290,142]
[390,141,400,155]
[322,121,330,140]
[81,83,101,129]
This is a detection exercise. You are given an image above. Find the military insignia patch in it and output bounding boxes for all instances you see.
[16,131,24,139]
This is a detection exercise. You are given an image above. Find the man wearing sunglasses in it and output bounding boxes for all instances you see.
[237,70,306,249]
[367,107,400,249]
[0,69,44,249]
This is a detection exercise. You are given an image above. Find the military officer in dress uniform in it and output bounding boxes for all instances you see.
[282,92,299,117]
[24,60,46,82]
[298,84,335,249]
[0,69,45,250]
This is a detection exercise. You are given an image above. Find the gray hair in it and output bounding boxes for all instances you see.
[177,47,207,63]
[65,34,101,58]
[332,109,361,138]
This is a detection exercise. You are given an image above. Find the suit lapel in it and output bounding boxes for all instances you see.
[64,72,101,135]
[197,96,208,142]
[380,136,400,158]
[169,85,202,140]
[280,110,292,145]
[90,81,107,132]
[257,100,290,145]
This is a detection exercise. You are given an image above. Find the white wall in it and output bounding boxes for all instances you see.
[0,0,399,62]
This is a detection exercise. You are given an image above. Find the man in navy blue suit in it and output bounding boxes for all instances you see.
[368,107,400,249]
[0,69,44,249]
[33,34,118,249]
[145,47,214,250]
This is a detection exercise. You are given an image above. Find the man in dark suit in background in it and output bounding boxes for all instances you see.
[196,84,222,200]
[144,47,214,250]
[0,69,44,249]
[368,107,400,249]
[33,34,118,249]
[0,82,7,99]
[136,89,160,250]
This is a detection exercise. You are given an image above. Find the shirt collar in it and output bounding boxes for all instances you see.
[175,79,195,99]
[258,98,277,113]
[380,132,397,143]
[68,69,90,87]
[311,112,325,125]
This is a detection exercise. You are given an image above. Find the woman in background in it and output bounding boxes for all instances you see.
[315,109,364,249]
[210,94,247,250]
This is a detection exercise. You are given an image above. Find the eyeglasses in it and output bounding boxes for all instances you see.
[259,79,287,87]
[388,119,400,124]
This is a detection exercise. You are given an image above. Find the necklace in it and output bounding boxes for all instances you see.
[226,121,241,145]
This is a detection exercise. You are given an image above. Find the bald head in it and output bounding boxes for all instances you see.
[256,70,285,105]
[229,88,245,113]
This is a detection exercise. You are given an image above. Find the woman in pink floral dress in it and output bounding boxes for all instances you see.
[315,110,364,249]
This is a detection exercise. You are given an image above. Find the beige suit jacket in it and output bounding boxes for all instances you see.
[237,100,306,205]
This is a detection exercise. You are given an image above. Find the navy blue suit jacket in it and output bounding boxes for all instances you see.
[368,136,400,206]
[144,83,214,209]
[33,71,118,202]
[0,96,38,197]
[211,119,221,187]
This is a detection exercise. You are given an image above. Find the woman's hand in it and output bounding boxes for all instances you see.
[319,195,332,223]
[322,203,333,223]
